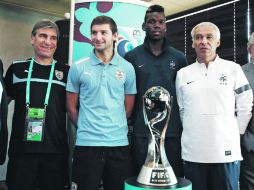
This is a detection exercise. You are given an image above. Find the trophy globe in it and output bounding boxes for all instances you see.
[144,86,169,112]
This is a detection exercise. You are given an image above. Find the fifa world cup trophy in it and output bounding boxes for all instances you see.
[137,86,177,186]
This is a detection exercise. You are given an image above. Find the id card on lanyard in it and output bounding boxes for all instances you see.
[24,57,55,142]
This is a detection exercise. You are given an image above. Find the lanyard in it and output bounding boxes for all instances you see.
[25,57,56,106]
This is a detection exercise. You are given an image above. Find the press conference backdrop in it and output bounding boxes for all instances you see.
[69,0,150,64]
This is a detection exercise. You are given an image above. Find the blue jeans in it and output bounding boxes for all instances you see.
[184,161,240,190]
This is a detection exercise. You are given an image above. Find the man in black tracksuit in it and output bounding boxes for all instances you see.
[4,20,69,190]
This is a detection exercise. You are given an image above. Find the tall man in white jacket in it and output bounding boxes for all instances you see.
[176,22,253,190]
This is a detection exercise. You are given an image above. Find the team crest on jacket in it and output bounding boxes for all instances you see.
[55,70,63,80]
[116,69,125,80]
[169,61,175,70]
[219,74,227,85]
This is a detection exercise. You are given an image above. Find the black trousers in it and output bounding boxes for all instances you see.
[6,153,69,190]
[71,146,134,190]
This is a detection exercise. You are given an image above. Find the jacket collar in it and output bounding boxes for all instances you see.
[143,37,170,55]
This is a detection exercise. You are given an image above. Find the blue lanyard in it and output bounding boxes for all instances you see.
[25,57,56,106]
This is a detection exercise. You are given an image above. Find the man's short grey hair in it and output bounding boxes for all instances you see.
[31,19,59,39]
[247,32,254,48]
[191,22,221,41]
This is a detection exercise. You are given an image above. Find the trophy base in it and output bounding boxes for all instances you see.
[137,165,177,186]
[125,177,192,190]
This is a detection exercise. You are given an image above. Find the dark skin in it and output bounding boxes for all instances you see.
[142,12,167,56]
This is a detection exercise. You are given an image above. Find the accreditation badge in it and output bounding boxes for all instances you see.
[24,107,46,142]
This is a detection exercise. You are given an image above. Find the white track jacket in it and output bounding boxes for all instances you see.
[176,56,253,163]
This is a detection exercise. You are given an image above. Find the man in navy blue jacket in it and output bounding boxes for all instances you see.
[125,5,187,177]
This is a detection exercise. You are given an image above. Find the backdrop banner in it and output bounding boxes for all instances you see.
[69,0,150,64]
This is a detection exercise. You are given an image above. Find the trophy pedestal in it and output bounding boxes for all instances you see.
[125,177,192,190]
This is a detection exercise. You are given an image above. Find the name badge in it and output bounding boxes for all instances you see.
[24,107,46,142]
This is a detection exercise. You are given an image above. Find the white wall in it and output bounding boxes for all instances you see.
[0,4,62,71]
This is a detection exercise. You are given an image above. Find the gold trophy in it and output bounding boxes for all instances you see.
[137,86,177,186]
